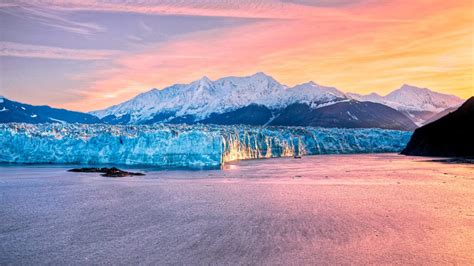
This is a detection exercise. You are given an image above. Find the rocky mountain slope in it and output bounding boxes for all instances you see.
[401,97,474,157]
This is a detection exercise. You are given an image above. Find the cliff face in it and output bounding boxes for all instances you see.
[401,97,474,157]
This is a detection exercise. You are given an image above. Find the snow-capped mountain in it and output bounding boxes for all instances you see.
[347,84,464,125]
[285,81,347,107]
[347,92,385,103]
[1,73,461,131]
[92,73,469,130]
[348,84,463,112]
[91,72,348,123]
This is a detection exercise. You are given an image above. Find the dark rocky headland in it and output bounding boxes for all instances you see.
[402,97,474,157]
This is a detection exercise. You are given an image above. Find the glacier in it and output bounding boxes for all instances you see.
[0,123,412,168]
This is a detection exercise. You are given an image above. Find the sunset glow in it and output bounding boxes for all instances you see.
[1,0,473,111]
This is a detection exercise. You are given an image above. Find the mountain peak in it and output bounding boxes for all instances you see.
[389,84,462,101]
[292,80,336,89]
[190,76,213,88]
[293,81,318,87]
[249,72,278,82]
[252,71,270,77]
[292,81,315,88]
[367,92,382,97]
[287,81,347,104]
[199,76,212,83]
[401,83,417,89]
[397,84,429,93]
[144,88,160,96]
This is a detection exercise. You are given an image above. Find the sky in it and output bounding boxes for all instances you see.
[0,0,472,112]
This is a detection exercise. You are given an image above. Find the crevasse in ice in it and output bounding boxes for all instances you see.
[0,123,412,168]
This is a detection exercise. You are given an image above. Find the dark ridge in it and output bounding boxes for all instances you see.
[200,104,273,126]
[401,97,474,157]
[0,97,101,124]
[100,114,131,125]
[269,101,417,131]
[141,112,175,124]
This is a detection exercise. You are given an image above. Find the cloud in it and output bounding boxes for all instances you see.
[0,0,385,20]
[0,3,105,35]
[0,0,416,30]
[0,42,117,60]
[127,35,144,42]
[138,20,153,34]
[281,0,366,7]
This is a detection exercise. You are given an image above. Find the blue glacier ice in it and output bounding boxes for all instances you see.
[0,123,412,168]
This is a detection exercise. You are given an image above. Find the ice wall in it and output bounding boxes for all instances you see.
[0,124,411,168]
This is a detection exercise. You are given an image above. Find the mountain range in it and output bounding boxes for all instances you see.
[0,73,465,130]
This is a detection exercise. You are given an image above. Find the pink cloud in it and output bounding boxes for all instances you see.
[6,0,398,20]
[0,42,117,60]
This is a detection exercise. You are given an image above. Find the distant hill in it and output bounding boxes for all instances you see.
[198,101,417,130]
[0,96,100,124]
[268,101,417,130]
[401,97,474,157]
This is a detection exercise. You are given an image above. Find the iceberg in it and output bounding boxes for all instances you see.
[0,123,412,168]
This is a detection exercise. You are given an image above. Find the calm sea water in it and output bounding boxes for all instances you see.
[1,154,473,264]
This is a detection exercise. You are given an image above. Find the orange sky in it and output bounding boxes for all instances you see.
[1,0,473,111]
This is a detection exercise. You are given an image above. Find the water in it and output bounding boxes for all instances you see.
[1,154,473,264]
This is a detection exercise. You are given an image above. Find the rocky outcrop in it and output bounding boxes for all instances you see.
[68,167,145,177]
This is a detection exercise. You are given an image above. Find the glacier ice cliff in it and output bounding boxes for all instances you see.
[0,124,412,168]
